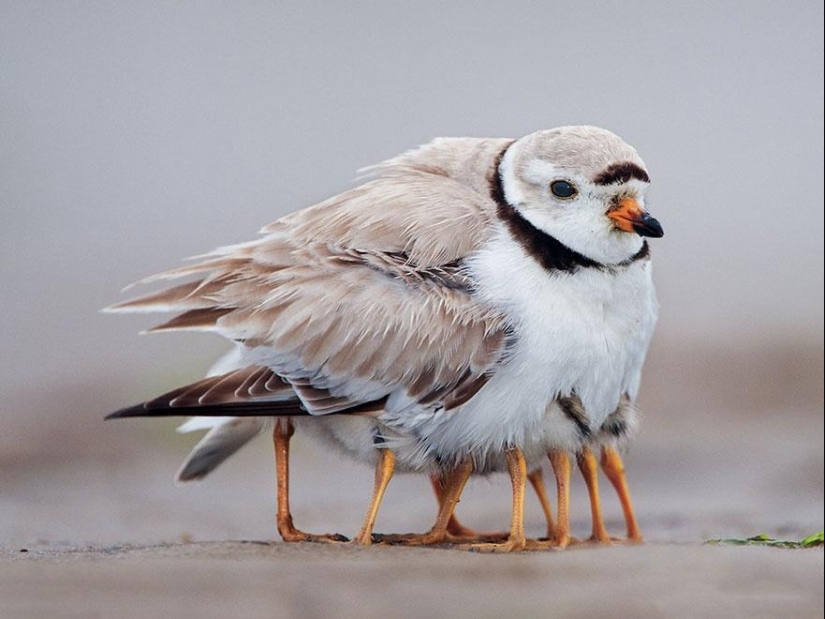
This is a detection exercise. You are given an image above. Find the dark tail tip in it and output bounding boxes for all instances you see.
[105,404,150,420]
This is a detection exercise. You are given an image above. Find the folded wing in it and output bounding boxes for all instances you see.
[107,138,513,419]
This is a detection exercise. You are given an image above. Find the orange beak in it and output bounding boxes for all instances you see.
[608,197,664,238]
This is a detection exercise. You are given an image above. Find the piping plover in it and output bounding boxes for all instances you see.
[107,126,662,551]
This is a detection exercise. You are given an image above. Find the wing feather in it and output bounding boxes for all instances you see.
[106,366,302,419]
[108,137,514,417]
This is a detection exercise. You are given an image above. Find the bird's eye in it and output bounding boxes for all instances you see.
[550,180,578,199]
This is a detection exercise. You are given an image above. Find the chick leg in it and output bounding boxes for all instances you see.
[600,446,643,542]
[352,447,396,545]
[423,472,508,542]
[577,447,612,544]
[528,467,557,541]
[549,450,572,549]
[433,472,480,540]
[383,460,474,545]
[469,448,530,552]
[273,419,348,543]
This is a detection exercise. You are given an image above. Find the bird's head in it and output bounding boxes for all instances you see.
[499,126,663,265]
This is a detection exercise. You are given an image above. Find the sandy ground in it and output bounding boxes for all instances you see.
[2,543,822,619]
[2,339,824,617]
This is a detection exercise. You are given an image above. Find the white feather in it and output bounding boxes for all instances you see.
[176,417,236,434]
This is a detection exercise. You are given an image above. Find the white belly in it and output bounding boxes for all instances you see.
[386,229,658,471]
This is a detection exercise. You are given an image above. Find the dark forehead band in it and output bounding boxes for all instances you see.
[593,162,650,186]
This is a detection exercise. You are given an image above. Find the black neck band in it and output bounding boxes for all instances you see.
[490,146,649,273]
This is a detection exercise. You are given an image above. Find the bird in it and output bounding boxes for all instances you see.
[106,125,662,551]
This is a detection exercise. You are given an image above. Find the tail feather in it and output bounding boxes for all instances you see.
[176,417,267,482]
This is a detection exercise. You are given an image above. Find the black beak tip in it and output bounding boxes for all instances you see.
[633,215,664,238]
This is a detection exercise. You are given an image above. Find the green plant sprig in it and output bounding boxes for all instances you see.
[706,531,823,549]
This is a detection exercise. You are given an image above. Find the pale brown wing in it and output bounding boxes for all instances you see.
[107,138,513,415]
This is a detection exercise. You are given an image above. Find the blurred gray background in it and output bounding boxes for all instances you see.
[1,0,822,552]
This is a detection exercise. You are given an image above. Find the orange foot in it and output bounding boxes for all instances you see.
[372,530,465,546]
[279,525,349,544]
[374,525,510,546]
[466,537,555,553]
[443,521,510,544]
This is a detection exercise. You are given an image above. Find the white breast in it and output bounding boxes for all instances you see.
[392,226,658,470]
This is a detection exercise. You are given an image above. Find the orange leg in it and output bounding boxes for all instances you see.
[470,448,529,552]
[528,467,557,541]
[433,474,471,537]
[273,419,347,543]
[600,446,642,542]
[383,460,475,546]
[352,448,396,545]
[577,447,612,544]
[549,450,571,549]
[432,472,477,539]
[427,472,508,542]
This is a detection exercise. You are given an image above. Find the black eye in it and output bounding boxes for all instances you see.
[550,180,577,199]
